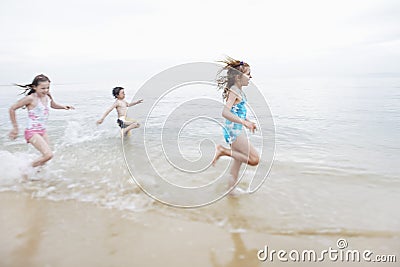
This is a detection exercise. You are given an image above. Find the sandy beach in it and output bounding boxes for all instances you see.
[0,191,398,267]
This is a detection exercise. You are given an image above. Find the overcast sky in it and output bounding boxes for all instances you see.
[0,0,399,83]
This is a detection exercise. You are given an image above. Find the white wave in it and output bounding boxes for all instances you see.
[0,150,34,182]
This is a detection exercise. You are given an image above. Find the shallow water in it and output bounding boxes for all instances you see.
[0,75,399,236]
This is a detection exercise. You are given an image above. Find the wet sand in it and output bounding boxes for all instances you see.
[0,192,398,267]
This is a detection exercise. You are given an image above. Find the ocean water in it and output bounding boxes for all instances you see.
[0,75,399,236]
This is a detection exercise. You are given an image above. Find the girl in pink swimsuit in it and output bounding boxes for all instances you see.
[24,93,50,142]
[9,74,74,169]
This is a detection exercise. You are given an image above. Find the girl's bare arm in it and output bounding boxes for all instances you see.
[222,91,256,133]
[222,92,243,124]
[48,93,74,110]
[8,96,33,139]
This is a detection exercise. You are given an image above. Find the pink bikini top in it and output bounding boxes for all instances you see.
[26,95,50,131]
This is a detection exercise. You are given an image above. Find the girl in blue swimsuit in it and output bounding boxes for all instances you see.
[212,57,260,193]
[223,87,247,144]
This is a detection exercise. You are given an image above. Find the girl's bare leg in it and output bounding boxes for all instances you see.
[212,145,248,166]
[231,134,259,166]
[212,134,259,166]
[229,159,242,188]
[29,134,53,167]
[42,132,51,146]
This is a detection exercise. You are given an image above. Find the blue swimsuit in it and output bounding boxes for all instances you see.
[223,87,247,145]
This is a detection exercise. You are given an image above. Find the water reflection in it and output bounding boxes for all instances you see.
[210,197,261,267]
[11,196,45,266]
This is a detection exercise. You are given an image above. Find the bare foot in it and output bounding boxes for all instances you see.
[212,145,228,166]
[229,187,241,197]
[229,187,247,197]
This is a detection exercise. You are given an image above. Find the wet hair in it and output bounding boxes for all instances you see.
[217,56,250,101]
[16,74,51,95]
[112,87,124,98]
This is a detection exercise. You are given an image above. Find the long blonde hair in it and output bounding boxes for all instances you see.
[217,56,250,101]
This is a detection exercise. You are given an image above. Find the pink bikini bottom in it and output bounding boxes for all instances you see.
[24,129,46,143]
